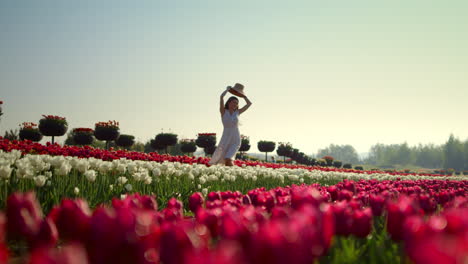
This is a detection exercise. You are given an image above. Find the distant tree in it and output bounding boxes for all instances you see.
[180,139,197,156]
[317,144,360,164]
[144,140,153,153]
[443,134,465,170]
[395,142,413,165]
[276,142,293,162]
[115,134,135,149]
[414,144,443,168]
[464,139,468,170]
[130,141,145,152]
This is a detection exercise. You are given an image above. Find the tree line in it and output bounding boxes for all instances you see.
[317,134,468,171]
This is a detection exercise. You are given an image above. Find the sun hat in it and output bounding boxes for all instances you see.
[228,83,246,97]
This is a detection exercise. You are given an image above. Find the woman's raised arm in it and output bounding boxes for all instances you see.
[220,87,230,115]
[238,96,252,115]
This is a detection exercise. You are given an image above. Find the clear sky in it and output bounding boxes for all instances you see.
[1,0,467,155]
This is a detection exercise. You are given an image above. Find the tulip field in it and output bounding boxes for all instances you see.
[0,138,467,263]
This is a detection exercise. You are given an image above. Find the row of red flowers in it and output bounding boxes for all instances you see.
[197,133,216,136]
[1,178,466,263]
[72,128,94,134]
[19,122,38,130]
[41,115,66,121]
[95,120,119,128]
[0,138,453,177]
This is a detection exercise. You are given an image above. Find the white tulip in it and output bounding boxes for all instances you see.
[74,187,80,195]
[144,176,152,185]
[34,175,47,187]
[116,164,127,174]
[152,168,161,177]
[125,183,133,192]
[0,165,12,179]
[117,176,128,185]
[84,170,97,182]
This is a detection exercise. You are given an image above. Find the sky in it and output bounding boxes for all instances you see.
[1,0,467,155]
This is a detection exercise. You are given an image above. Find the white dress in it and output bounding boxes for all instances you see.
[208,110,241,165]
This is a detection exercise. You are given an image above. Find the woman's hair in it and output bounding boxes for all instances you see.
[224,96,239,110]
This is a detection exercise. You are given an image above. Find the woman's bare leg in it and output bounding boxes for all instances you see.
[225,158,234,166]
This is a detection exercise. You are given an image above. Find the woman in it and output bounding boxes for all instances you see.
[208,84,252,166]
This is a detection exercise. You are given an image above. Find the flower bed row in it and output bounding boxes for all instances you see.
[1,178,467,263]
[0,138,454,178]
[1,148,466,214]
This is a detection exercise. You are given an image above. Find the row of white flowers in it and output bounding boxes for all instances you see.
[1,150,467,191]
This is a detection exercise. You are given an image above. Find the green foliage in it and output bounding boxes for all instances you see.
[195,134,216,149]
[443,134,465,171]
[343,163,352,169]
[153,133,178,154]
[317,159,327,167]
[257,141,276,153]
[115,134,135,148]
[363,135,468,170]
[3,129,19,141]
[204,145,216,156]
[94,126,120,142]
[333,160,343,168]
[73,132,94,146]
[354,166,364,170]
[317,144,360,164]
[277,143,293,161]
[19,129,43,142]
[130,141,145,152]
[258,140,276,161]
[239,137,251,152]
[180,141,197,154]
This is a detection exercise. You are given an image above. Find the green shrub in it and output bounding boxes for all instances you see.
[154,133,178,154]
[180,140,197,154]
[116,134,135,148]
[332,160,342,168]
[19,128,43,142]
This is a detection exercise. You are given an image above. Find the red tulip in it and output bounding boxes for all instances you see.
[207,191,221,201]
[387,196,420,241]
[55,199,91,242]
[369,194,385,216]
[332,201,353,236]
[189,192,205,213]
[29,218,58,250]
[350,208,373,238]
[28,243,89,264]
[0,244,8,264]
[6,192,43,241]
